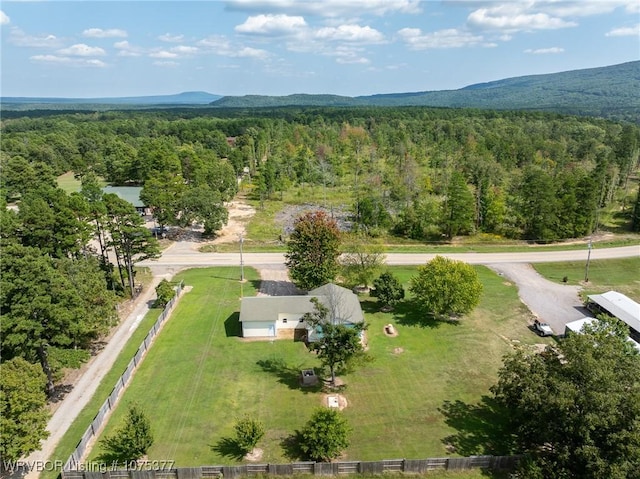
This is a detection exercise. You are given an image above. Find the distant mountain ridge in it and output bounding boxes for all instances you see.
[2,62,638,122]
[211,61,640,122]
[1,91,221,106]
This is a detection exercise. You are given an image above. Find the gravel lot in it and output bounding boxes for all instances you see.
[255,264,303,296]
[487,263,591,336]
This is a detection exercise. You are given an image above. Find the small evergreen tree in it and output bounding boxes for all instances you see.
[154,279,175,308]
[100,403,153,465]
[371,272,405,310]
[234,416,265,454]
[299,408,351,461]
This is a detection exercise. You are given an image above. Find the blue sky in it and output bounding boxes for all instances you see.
[1,1,639,98]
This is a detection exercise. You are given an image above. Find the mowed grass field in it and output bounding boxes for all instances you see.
[88,265,541,466]
[533,256,640,301]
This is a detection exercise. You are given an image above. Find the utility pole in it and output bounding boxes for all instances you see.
[239,233,245,282]
[584,237,593,283]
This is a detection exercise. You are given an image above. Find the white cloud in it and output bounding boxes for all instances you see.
[114,40,144,57]
[57,43,106,57]
[626,1,640,14]
[398,27,485,49]
[197,35,270,60]
[9,27,62,48]
[606,23,640,37]
[524,47,565,54]
[170,45,199,54]
[153,60,179,67]
[0,10,10,25]
[82,28,127,38]
[468,5,576,32]
[225,0,421,17]
[234,46,271,59]
[315,24,385,43]
[159,33,185,42]
[337,56,370,64]
[197,35,230,49]
[30,55,107,67]
[535,0,637,18]
[149,50,178,59]
[235,14,307,35]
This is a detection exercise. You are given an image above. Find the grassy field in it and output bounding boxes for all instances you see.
[57,172,107,193]
[57,172,83,193]
[87,265,542,468]
[533,256,640,301]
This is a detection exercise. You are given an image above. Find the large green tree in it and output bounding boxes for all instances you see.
[140,172,187,229]
[0,358,50,462]
[285,211,341,291]
[492,318,640,479]
[179,185,228,236]
[303,297,368,387]
[339,236,385,289]
[1,245,118,395]
[104,194,160,297]
[18,186,92,259]
[409,256,483,319]
[442,171,475,238]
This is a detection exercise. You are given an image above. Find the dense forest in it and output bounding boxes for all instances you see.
[2,107,639,243]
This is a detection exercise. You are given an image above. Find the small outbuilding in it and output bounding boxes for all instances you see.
[564,317,598,336]
[102,186,150,215]
[587,291,640,342]
[300,369,318,387]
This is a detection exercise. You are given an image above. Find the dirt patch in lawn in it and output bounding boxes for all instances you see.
[322,393,348,410]
[383,324,399,337]
[245,448,264,462]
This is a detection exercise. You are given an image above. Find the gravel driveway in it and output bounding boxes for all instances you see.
[487,263,591,335]
[255,264,303,296]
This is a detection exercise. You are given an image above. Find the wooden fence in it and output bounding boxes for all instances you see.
[63,281,185,472]
[62,456,520,478]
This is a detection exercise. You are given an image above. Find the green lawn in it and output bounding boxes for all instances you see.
[533,256,640,301]
[88,265,540,467]
[57,172,83,193]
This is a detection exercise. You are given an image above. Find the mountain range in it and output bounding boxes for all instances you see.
[2,61,638,122]
[210,61,639,122]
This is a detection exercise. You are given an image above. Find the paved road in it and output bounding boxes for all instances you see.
[139,244,640,272]
[26,242,638,478]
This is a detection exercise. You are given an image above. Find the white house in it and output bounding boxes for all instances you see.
[239,283,364,340]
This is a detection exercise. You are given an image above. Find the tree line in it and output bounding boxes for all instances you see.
[2,107,639,242]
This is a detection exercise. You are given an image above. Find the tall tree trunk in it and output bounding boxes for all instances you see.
[112,242,126,289]
[37,344,55,398]
[124,245,135,298]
